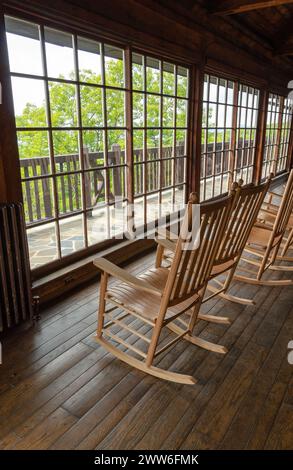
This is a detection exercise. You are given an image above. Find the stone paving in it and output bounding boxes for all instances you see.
[27,175,245,269]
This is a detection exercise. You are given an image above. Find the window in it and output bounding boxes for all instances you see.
[262,94,293,178]
[132,54,189,227]
[201,74,260,200]
[262,93,283,178]
[277,97,293,173]
[234,85,259,184]
[5,16,190,271]
[201,75,235,200]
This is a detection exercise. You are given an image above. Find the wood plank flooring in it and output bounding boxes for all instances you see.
[0,251,292,450]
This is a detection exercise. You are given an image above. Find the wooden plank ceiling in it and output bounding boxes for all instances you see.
[67,0,293,72]
[206,0,293,56]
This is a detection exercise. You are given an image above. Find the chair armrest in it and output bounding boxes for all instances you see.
[94,257,162,296]
[155,237,176,253]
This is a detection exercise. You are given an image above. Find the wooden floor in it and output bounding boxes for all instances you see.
[0,251,292,450]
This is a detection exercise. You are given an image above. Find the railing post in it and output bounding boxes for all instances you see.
[83,146,92,210]
[110,144,122,199]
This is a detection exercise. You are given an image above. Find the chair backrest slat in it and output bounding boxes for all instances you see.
[216,177,271,265]
[273,169,293,236]
[163,192,234,306]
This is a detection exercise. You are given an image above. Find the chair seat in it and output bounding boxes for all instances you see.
[247,224,272,247]
[107,267,198,322]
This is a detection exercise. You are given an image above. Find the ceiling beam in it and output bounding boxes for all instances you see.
[211,0,293,16]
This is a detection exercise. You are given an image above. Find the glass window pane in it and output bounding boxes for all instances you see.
[177,67,188,98]
[53,130,80,172]
[49,82,77,127]
[147,130,159,160]
[5,17,43,76]
[87,204,109,245]
[106,89,125,127]
[209,76,218,102]
[45,28,75,80]
[104,45,124,88]
[146,57,160,93]
[147,95,160,127]
[22,177,54,224]
[80,85,103,127]
[163,62,175,95]
[133,92,144,127]
[219,79,227,103]
[107,130,126,162]
[163,97,175,127]
[78,37,102,84]
[12,77,47,127]
[132,53,144,91]
[56,174,82,214]
[59,214,85,256]
[83,130,105,168]
[176,99,187,127]
[176,130,187,156]
[18,131,50,177]
[27,222,58,269]
[162,130,174,157]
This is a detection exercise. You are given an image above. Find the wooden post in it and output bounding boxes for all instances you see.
[253,88,268,183]
[286,106,293,171]
[0,10,22,203]
[111,144,122,199]
[83,145,92,209]
[188,63,204,198]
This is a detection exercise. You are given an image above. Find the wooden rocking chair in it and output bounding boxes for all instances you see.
[93,191,234,385]
[258,177,293,261]
[234,169,293,286]
[155,177,271,318]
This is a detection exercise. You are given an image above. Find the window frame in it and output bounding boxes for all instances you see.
[4,13,193,278]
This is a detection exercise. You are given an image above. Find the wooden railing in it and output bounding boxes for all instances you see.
[20,144,185,223]
[20,140,253,224]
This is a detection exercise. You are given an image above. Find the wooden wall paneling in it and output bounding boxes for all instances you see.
[253,88,268,183]
[0,8,22,203]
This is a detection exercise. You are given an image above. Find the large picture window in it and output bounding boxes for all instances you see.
[262,93,293,178]
[5,16,190,271]
[201,74,260,200]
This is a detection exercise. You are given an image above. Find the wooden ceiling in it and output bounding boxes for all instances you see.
[204,0,293,56]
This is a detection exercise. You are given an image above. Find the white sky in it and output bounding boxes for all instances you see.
[7,32,253,128]
[7,32,100,115]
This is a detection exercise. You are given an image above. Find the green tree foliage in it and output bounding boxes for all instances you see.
[16,59,189,159]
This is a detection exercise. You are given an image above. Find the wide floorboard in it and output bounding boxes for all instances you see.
[0,251,292,450]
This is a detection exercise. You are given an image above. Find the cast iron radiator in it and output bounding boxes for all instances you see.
[0,203,33,332]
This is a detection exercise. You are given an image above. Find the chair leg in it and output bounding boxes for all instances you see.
[155,244,164,268]
[97,272,108,338]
